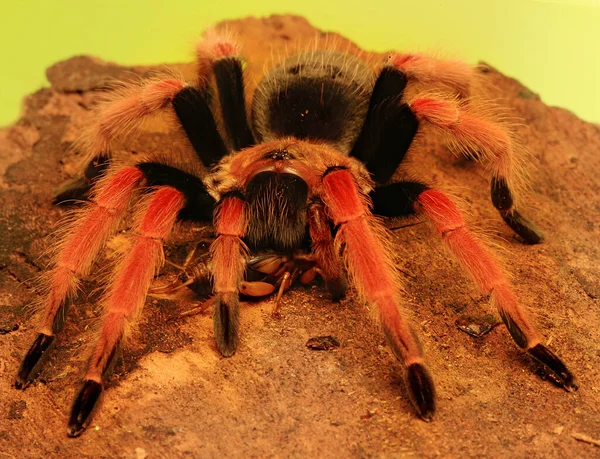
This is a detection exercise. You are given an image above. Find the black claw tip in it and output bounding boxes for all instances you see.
[406,363,436,421]
[491,178,513,211]
[68,380,103,437]
[327,277,347,302]
[16,333,55,389]
[528,344,578,391]
[214,294,240,357]
[501,209,543,245]
[54,155,110,205]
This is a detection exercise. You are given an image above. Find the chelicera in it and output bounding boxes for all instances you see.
[16,32,576,437]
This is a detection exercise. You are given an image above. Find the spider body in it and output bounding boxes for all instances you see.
[253,50,374,151]
[16,33,576,437]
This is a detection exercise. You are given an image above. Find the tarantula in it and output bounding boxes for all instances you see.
[16,32,576,437]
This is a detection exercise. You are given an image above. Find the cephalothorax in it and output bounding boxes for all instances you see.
[16,32,576,436]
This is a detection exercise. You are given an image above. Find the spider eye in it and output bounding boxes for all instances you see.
[269,149,291,160]
[288,64,302,75]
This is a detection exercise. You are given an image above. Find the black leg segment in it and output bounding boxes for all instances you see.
[370,181,427,218]
[68,380,103,437]
[53,154,111,204]
[351,66,419,184]
[69,339,122,437]
[16,298,71,388]
[172,86,229,167]
[213,57,255,151]
[406,362,436,422]
[528,343,578,391]
[501,210,543,244]
[15,333,55,389]
[214,293,240,357]
[491,177,513,211]
[491,177,543,244]
[136,162,215,222]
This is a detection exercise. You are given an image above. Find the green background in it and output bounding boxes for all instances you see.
[2,0,599,126]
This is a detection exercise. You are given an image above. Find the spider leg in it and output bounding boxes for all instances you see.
[321,167,436,421]
[171,85,228,168]
[350,66,419,184]
[210,192,248,356]
[53,78,188,204]
[272,271,292,319]
[352,65,541,244]
[197,34,255,150]
[307,200,347,300]
[409,95,543,244]
[370,182,427,218]
[57,63,237,203]
[135,162,215,222]
[16,167,144,388]
[372,182,576,391]
[68,186,185,437]
[388,53,473,97]
[18,162,213,389]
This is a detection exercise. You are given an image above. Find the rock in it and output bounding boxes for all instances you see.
[0,14,599,458]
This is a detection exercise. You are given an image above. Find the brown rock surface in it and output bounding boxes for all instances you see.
[1,15,599,458]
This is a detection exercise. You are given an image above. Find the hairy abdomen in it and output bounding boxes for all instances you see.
[252,50,375,153]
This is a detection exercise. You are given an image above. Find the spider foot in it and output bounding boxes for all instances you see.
[214,293,240,357]
[405,363,436,422]
[68,380,103,437]
[53,155,111,205]
[326,276,347,302]
[528,343,578,392]
[52,178,92,205]
[15,333,55,389]
[501,209,543,245]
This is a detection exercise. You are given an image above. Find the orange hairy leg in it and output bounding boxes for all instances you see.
[321,168,435,420]
[417,189,576,390]
[82,79,186,160]
[389,53,473,97]
[409,95,542,244]
[195,29,240,79]
[210,193,248,356]
[68,186,185,437]
[307,200,346,301]
[16,167,144,388]
[54,79,187,203]
[409,96,515,181]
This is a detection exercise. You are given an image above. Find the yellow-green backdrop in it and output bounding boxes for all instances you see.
[2,0,599,126]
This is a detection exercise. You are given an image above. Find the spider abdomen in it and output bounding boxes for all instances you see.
[252,50,375,153]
